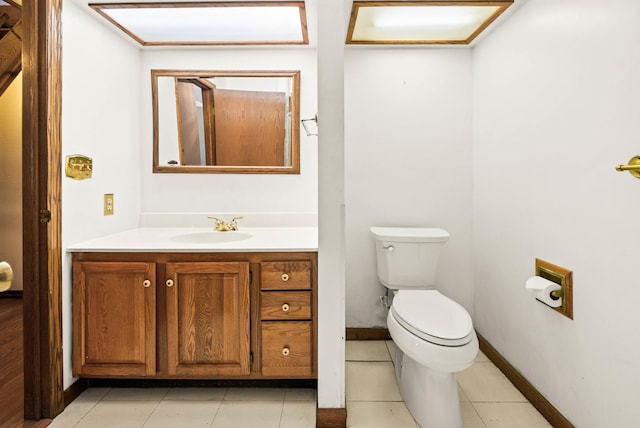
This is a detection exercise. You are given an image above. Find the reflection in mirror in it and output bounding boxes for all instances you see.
[152,70,300,174]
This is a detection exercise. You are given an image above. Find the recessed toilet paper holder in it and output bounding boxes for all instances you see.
[549,289,563,299]
[533,258,573,320]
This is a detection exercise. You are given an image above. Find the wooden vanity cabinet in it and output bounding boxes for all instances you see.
[260,261,314,377]
[72,261,156,377]
[72,252,316,380]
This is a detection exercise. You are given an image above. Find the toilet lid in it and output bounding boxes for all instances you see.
[391,290,474,347]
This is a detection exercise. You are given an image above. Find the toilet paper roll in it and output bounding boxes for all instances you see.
[525,276,562,308]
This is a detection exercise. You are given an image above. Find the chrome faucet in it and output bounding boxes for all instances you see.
[208,216,243,231]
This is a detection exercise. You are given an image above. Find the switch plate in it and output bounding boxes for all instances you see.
[104,194,114,216]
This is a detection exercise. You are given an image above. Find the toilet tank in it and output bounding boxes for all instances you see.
[370,227,450,289]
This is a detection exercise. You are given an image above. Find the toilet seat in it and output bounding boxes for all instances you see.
[391,290,473,347]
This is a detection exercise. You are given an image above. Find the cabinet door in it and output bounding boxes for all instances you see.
[73,262,156,377]
[166,262,250,376]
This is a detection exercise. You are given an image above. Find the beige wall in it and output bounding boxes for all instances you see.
[0,72,22,291]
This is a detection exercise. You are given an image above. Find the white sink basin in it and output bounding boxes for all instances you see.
[170,231,252,244]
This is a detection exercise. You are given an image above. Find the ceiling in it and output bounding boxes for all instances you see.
[69,0,524,49]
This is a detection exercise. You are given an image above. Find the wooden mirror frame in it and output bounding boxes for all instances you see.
[152,69,301,174]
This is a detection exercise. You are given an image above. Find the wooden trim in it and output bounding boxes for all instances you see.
[63,379,87,408]
[316,407,347,428]
[153,165,301,174]
[22,0,64,419]
[89,2,309,46]
[346,327,391,341]
[0,290,23,298]
[477,333,575,428]
[151,69,300,174]
[346,1,513,45]
[4,0,22,9]
[311,254,318,377]
[535,258,573,320]
[86,378,316,388]
[72,251,318,264]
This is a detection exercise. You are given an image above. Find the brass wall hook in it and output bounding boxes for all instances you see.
[615,155,640,179]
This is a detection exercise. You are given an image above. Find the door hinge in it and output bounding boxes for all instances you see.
[39,209,52,223]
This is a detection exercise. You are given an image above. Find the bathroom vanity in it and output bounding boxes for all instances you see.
[68,226,317,381]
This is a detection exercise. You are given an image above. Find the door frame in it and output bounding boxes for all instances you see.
[22,0,64,419]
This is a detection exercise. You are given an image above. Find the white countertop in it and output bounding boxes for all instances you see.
[67,227,318,253]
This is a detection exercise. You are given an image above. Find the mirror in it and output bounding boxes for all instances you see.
[152,70,300,174]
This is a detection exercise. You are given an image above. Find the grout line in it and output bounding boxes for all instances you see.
[209,400,223,428]
[466,401,488,428]
[66,388,108,428]
[140,401,163,428]
[277,399,285,428]
[160,388,169,401]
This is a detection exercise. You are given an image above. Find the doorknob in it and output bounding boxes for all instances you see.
[0,261,13,292]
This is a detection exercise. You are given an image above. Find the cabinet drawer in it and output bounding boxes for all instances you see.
[261,291,311,320]
[261,321,312,377]
[261,261,311,290]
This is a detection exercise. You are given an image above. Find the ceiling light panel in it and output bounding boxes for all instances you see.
[90,2,308,46]
[347,1,513,45]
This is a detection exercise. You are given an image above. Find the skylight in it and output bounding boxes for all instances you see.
[347,1,513,45]
[90,2,308,46]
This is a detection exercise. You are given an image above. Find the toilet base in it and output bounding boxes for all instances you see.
[395,348,463,428]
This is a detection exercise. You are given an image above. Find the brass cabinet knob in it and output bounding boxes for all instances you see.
[281,273,290,282]
[282,347,290,356]
[143,280,151,288]
[166,279,174,287]
[281,303,290,312]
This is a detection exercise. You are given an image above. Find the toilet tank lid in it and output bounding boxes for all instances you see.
[370,227,450,243]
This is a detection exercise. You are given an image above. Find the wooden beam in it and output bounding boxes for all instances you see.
[22,0,64,419]
[0,20,21,97]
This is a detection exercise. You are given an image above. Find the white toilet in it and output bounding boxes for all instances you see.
[370,226,478,428]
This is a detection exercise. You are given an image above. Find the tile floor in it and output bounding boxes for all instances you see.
[48,387,316,428]
[345,340,552,428]
[49,340,551,427]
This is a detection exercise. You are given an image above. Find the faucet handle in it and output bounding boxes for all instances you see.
[230,216,243,230]
[208,216,222,230]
